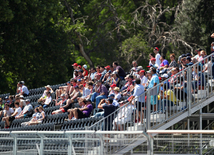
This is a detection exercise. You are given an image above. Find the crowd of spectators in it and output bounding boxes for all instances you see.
[0,39,214,130]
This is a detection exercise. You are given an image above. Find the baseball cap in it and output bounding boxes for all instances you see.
[108,94,115,98]
[147,66,151,68]
[74,85,79,89]
[195,48,202,52]
[139,70,145,74]
[110,84,117,87]
[78,65,82,68]
[128,75,134,79]
[72,63,78,66]
[6,100,10,103]
[78,69,83,73]
[77,79,82,82]
[105,65,110,69]
[67,81,70,84]
[181,54,186,58]
[150,58,156,61]
[158,77,162,80]
[186,56,191,61]
[161,74,169,78]
[20,95,24,98]
[154,47,159,51]
[186,53,192,57]
[4,96,8,100]
[83,64,87,69]
[137,66,143,70]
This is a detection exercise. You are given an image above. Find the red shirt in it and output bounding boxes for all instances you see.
[83,70,88,76]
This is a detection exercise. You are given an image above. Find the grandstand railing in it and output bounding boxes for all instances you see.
[89,53,214,132]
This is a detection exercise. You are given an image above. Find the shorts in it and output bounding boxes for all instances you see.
[9,116,15,122]
[37,120,42,124]
[77,109,86,119]
[135,101,145,112]
[60,108,65,113]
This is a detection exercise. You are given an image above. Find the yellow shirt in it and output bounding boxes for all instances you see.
[158,90,177,103]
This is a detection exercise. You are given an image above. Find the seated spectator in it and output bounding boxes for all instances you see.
[82,64,88,76]
[103,71,112,89]
[85,81,94,100]
[90,80,108,107]
[8,95,15,108]
[2,103,14,123]
[55,81,71,100]
[112,61,126,80]
[94,73,102,82]
[109,84,116,95]
[17,81,29,97]
[79,84,90,99]
[121,75,133,91]
[0,98,4,116]
[90,67,97,80]
[37,106,46,124]
[110,72,121,87]
[149,53,156,66]
[40,92,52,108]
[15,99,33,119]
[19,95,26,109]
[38,85,53,103]
[114,87,121,101]
[21,107,40,126]
[159,55,169,68]
[169,53,178,68]
[3,102,21,128]
[54,94,66,106]
[113,102,134,131]
[66,98,93,121]
[98,98,116,131]
[100,66,107,80]
[52,94,69,115]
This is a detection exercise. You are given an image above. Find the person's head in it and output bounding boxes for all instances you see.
[181,57,187,65]
[110,65,114,72]
[151,68,156,75]
[100,66,105,72]
[192,58,198,64]
[170,53,175,61]
[132,61,137,67]
[160,55,165,62]
[5,103,9,110]
[135,78,141,85]
[139,70,145,77]
[186,56,191,63]
[186,53,192,58]
[108,94,115,99]
[84,76,89,82]
[87,81,94,89]
[105,65,110,71]
[34,107,39,113]
[201,50,206,57]
[47,92,51,96]
[14,102,19,108]
[61,93,65,99]
[85,99,92,105]
[19,81,24,86]
[45,85,52,91]
[96,80,102,86]
[74,85,79,91]
[66,81,71,86]
[72,63,78,70]
[77,65,81,70]
[127,75,133,82]
[163,83,168,90]
[72,79,77,86]
[195,48,202,55]
[107,98,113,105]
[90,67,95,73]
[9,95,14,101]
[96,65,100,73]
[78,98,86,107]
[82,64,87,70]
[65,93,69,99]
[74,71,78,77]
[95,73,101,81]
[110,83,117,89]
[4,96,9,101]
[25,99,30,104]
[161,74,169,80]
[149,53,155,59]
[153,47,159,54]
[112,61,119,69]
[114,87,120,93]
[150,58,156,65]
[79,84,84,90]
[78,69,83,76]
[38,106,44,112]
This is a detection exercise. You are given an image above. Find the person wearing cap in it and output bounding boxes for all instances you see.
[113,87,121,101]
[38,85,53,103]
[186,56,193,66]
[98,98,116,131]
[90,67,97,80]
[149,53,156,66]
[138,70,148,87]
[55,94,66,106]
[3,102,22,128]
[153,47,161,67]
[15,99,33,119]
[72,63,78,78]
[40,92,52,108]
[194,48,202,60]
[91,80,108,108]
[104,65,111,72]
[17,81,29,97]
[66,98,93,121]
[82,64,88,76]
[112,61,126,80]
[94,73,102,82]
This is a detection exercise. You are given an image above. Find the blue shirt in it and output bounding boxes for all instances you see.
[148,74,159,88]
[90,72,97,80]
[133,84,145,103]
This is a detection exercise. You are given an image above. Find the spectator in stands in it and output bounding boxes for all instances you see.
[169,67,180,85]
[94,73,102,82]
[77,65,82,71]
[55,81,71,100]
[66,98,93,121]
[37,106,46,124]
[72,63,78,78]
[186,56,193,66]
[103,71,112,89]
[112,61,126,80]
[132,61,138,70]
[149,53,156,66]
[8,95,14,108]
[82,64,88,76]
[159,55,169,68]
[91,80,108,107]
[198,50,207,64]
[138,70,148,87]
[100,66,107,80]
[129,78,145,124]
[108,94,119,107]
[52,94,69,115]
[114,87,121,101]
[149,58,158,68]
[169,53,178,68]
[113,102,134,131]
[21,107,41,126]
[1,103,14,122]
[15,99,33,119]
[79,84,90,99]
[65,85,82,108]
[148,68,160,110]
[110,71,121,87]
[40,92,52,108]
[3,102,21,128]
[17,81,29,97]
[203,56,212,76]
[194,48,202,61]
[192,65,205,93]
[121,75,133,91]
[153,47,161,67]
[90,67,97,80]
[105,65,111,73]
[77,69,84,80]
[54,94,66,106]
[38,85,53,103]
[74,70,78,79]
[98,98,116,131]
[0,98,4,116]
[18,95,26,109]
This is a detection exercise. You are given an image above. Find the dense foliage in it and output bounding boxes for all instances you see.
[0,0,213,94]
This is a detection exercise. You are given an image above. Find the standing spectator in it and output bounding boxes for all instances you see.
[138,70,148,87]
[112,61,126,80]
[41,92,52,108]
[153,47,161,67]
[15,99,33,119]
[77,69,84,80]
[72,63,78,78]
[105,65,111,72]
[169,53,178,68]
[110,72,121,87]
[203,56,212,76]
[186,56,193,66]
[82,64,88,76]
[96,65,101,74]
[198,50,207,64]
[129,78,145,124]
[18,81,29,97]
[3,102,22,128]
[98,98,116,131]
[194,48,202,61]
[159,55,169,68]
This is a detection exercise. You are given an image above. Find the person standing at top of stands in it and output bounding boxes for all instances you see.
[17,81,29,97]
[105,65,111,72]
[112,61,126,80]
[90,67,97,80]
[82,64,88,76]
[153,47,161,67]
[148,68,160,110]
[72,63,78,78]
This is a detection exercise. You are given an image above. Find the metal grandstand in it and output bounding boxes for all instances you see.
[0,53,214,154]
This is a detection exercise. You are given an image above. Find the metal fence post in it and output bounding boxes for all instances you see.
[40,136,44,155]
[187,67,192,115]
[13,135,17,155]
[146,89,151,130]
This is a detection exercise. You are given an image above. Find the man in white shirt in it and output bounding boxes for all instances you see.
[16,99,33,119]
[3,102,21,128]
[153,47,161,67]
[129,78,145,124]
[138,70,148,86]
[2,103,14,118]
[18,81,29,97]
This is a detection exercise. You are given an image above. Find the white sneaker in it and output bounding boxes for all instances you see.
[71,117,76,120]
[65,119,71,122]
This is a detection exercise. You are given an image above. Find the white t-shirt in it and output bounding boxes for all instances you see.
[44,96,52,105]
[14,107,22,117]
[4,108,14,117]
[140,76,148,85]
[21,85,29,95]
[205,61,212,74]
[22,104,33,114]
[155,53,161,67]
[114,93,121,101]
